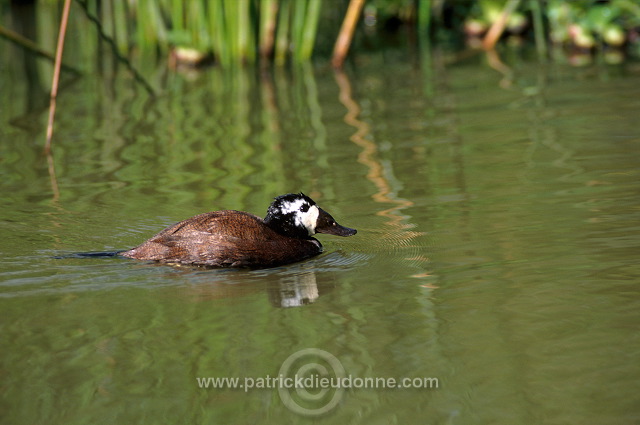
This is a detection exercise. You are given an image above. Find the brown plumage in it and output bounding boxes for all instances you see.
[120,193,356,268]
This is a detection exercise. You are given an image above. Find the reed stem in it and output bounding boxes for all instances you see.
[45,0,72,155]
[275,0,292,66]
[529,0,547,58]
[482,0,521,50]
[417,0,432,39]
[332,0,365,69]
[259,0,279,59]
[298,0,322,61]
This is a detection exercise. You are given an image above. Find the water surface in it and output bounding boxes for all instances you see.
[1,44,639,424]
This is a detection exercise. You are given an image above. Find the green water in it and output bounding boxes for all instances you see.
[2,43,640,424]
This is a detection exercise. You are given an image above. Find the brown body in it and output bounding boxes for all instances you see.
[121,210,323,268]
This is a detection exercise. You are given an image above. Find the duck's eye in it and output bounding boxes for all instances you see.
[300,204,310,213]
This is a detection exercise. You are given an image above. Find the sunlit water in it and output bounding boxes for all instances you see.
[1,41,639,424]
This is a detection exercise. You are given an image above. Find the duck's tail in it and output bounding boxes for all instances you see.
[54,251,126,259]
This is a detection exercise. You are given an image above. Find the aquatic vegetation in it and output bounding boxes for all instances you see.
[2,0,640,68]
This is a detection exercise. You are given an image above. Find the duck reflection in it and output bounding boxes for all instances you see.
[165,251,365,308]
[267,269,320,307]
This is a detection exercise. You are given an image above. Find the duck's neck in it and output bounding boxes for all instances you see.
[264,216,312,239]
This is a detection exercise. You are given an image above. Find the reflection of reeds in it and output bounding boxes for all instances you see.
[334,69,417,234]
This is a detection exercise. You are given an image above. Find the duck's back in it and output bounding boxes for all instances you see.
[121,210,322,268]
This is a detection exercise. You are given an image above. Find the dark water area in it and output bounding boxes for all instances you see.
[2,25,640,424]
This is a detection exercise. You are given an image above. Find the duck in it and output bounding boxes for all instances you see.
[120,193,357,268]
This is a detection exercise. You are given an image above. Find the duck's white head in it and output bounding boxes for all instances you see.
[264,193,357,239]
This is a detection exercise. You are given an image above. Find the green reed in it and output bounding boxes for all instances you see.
[274,0,292,65]
[417,0,432,38]
[110,0,326,65]
[42,0,640,69]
